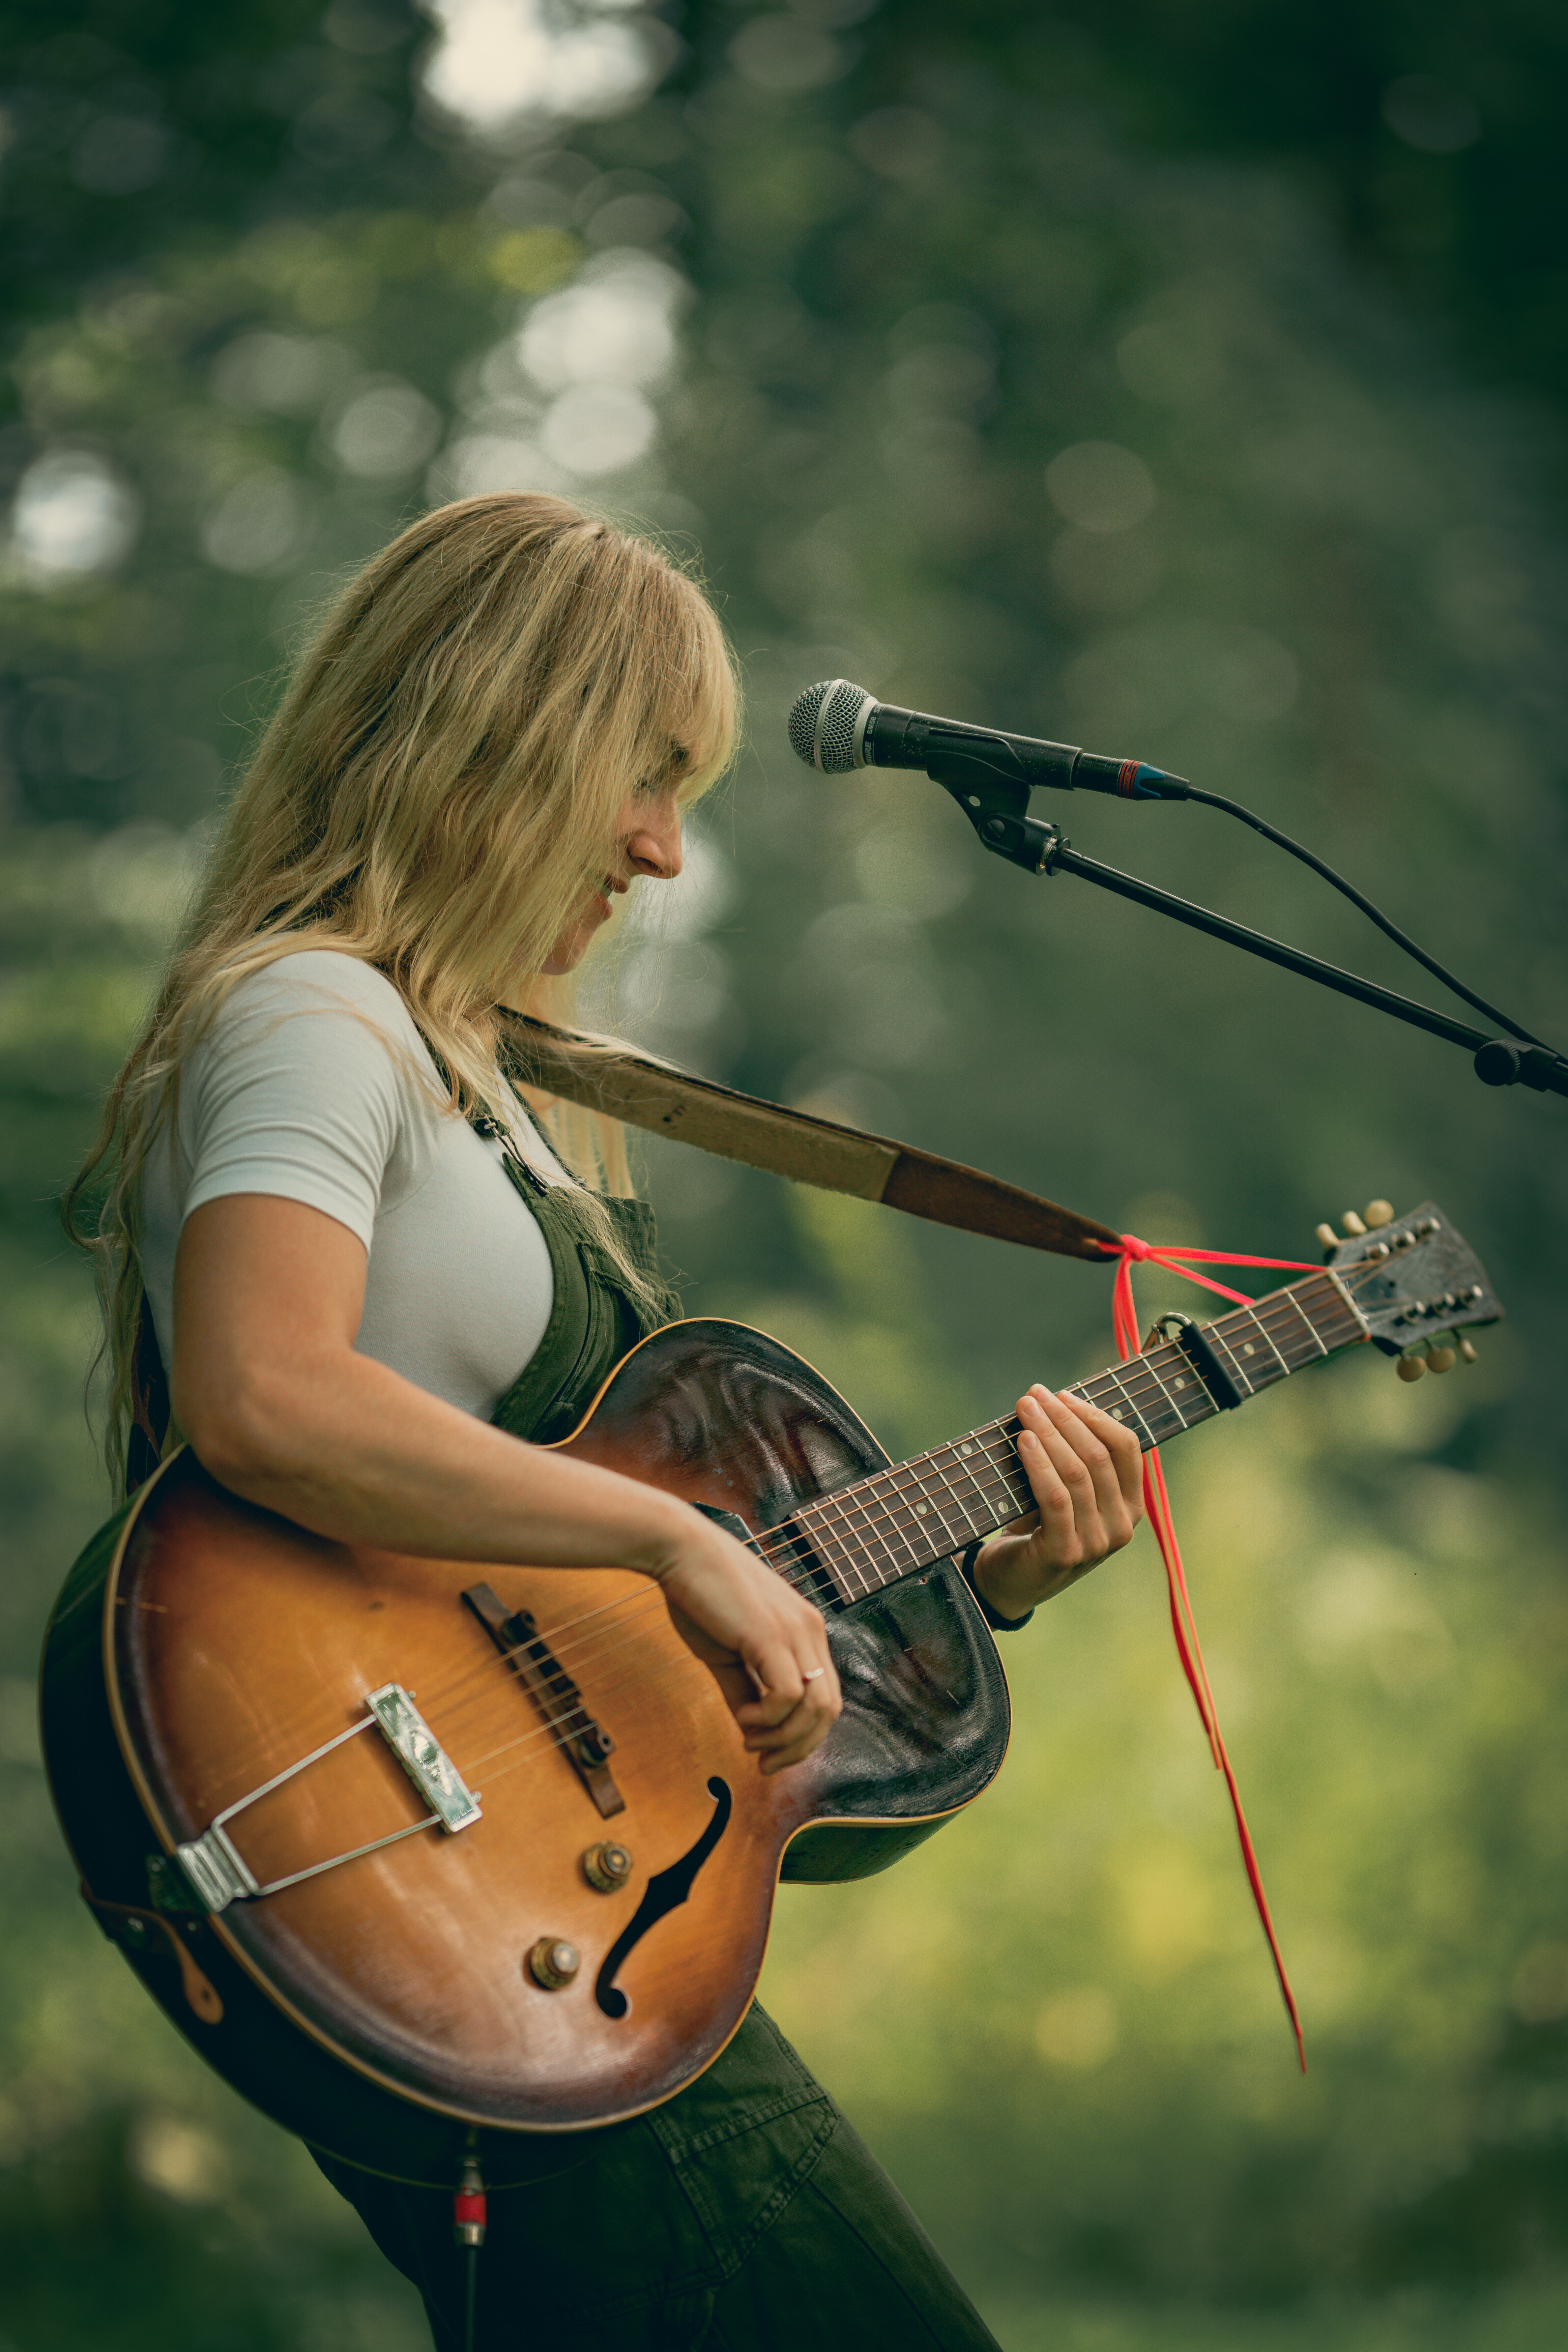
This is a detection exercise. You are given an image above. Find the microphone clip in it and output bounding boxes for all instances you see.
[921,744,1066,874]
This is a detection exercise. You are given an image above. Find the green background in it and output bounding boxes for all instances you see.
[2,3,1565,2344]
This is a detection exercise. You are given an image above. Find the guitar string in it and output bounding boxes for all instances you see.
[427,1275,1365,1747]
[400,1417,1041,1736]
[218,1268,1427,1845]
[416,1266,1364,1716]
[443,1293,1365,1789]
[370,1424,1048,1781]
[346,1267,1376,1747]
[395,1283,1372,1783]
[225,1258,1407,1798]
[279,1266,1427,1909]
[443,1265,1397,1782]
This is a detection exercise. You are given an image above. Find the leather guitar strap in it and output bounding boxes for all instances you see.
[498,1010,1120,1265]
[125,1011,1116,1495]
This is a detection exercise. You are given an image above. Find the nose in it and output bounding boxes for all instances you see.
[622,794,683,883]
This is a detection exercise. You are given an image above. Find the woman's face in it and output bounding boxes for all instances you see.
[541,779,684,975]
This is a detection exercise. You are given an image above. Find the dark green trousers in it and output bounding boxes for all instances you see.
[314,2007,1001,2350]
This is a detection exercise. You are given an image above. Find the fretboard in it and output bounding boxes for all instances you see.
[775,1269,1368,1608]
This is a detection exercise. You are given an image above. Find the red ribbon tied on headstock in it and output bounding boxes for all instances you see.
[1101,1234,1322,2074]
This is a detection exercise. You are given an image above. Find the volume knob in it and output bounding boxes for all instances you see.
[582,1841,634,1894]
[527,1936,581,1991]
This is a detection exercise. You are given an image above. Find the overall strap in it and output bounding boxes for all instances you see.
[483,1120,680,1448]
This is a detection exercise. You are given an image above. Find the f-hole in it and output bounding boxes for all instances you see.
[595,1777,732,2020]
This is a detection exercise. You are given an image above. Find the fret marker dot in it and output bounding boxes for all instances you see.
[958,1444,974,1457]
[1243,1343,1256,1355]
[915,1502,929,1515]
[1173,1376,1186,1388]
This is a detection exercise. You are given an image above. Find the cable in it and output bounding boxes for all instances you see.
[1183,785,1552,1052]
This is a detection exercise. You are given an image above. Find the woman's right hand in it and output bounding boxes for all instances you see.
[652,1509,842,1773]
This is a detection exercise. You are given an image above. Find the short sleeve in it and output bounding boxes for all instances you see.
[178,954,438,1250]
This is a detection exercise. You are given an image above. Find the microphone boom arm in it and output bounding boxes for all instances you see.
[931,770,1568,1101]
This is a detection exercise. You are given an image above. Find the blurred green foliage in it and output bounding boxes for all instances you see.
[2,2,1566,2346]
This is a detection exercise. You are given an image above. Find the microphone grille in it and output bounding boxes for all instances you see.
[786,679,874,774]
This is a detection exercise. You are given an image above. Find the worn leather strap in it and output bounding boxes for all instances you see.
[80,1882,224,2023]
[498,1012,1119,1264]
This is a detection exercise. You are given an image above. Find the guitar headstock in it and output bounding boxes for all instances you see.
[1319,1200,1505,1374]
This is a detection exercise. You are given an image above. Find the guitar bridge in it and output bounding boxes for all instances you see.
[463,1584,626,1819]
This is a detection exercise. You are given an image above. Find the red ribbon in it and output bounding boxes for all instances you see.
[1101,1234,1321,2073]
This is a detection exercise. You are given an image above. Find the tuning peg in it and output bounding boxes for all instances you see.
[1363,1200,1394,1228]
[1426,1344,1456,1374]
[1396,1351,1427,1381]
[1315,1222,1340,1252]
[1458,1337,1478,1364]
[1341,1210,1368,1236]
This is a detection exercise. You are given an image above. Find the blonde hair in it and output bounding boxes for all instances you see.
[65,492,739,1494]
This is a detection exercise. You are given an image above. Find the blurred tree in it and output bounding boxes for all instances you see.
[2,2,1566,2344]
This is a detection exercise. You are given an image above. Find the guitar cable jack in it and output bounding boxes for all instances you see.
[454,2149,486,2352]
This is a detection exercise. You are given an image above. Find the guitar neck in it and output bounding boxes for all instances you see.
[786,1268,1369,1608]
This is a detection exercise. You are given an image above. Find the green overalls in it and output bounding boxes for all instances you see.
[313,1133,1002,2351]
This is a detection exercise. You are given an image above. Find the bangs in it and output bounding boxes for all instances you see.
[659,582,740,808]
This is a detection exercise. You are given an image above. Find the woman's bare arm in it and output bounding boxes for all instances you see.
[171,1193,840,1769]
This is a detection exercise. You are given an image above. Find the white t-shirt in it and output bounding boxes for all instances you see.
[138,950,576,1420]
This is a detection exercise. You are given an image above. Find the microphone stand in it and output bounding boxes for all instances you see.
[933,763,1568,1101]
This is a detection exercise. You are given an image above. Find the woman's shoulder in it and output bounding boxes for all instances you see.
[202,951,437,1109]
[219,949,422,1045]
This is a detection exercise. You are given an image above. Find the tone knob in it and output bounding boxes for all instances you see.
[582,1841,633,1894]
[527,1936,581,1991]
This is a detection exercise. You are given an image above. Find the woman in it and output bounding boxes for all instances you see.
[68,494,1143,2350]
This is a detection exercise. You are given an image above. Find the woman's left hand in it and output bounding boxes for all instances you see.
[970,1385,1145,1620]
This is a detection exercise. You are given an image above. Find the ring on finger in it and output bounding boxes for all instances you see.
[801,1666,826,1684]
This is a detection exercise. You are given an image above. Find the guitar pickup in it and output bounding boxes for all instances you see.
[462,1584,625,1819]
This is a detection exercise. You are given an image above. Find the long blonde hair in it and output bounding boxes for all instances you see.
[65,493,739,1494]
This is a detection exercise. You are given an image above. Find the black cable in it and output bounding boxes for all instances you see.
[463,2244,479,2352]
[1183,785,1551,1053]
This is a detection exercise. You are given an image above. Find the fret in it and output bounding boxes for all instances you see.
[771,1267,1380,1609]
[934,1433,1015,1534]
[1197,1317,1260,1399]
[1137,1344,1210,1433]
[1317,1268,1372,1344]
[970,1429,1032,1522]
[1230,1303,1292,1380]
[1076,1366,1155,1438]
[818,1470,926,1594]
[1276,1288,1330,1361]
[836,1474,919,1587]
[1286,1270,1366,1352]
[881,1461,954,1555]
[925,1446,998,1545]
[1094,1365,1158,1448]
[798,1501,878,1604]
[900,1458,971,1555]
[953,1424,1027,1507]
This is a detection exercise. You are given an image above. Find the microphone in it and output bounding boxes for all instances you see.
[786,678,1188,800]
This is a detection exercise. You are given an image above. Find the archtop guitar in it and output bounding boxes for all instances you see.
[40,1202,1501,2185]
